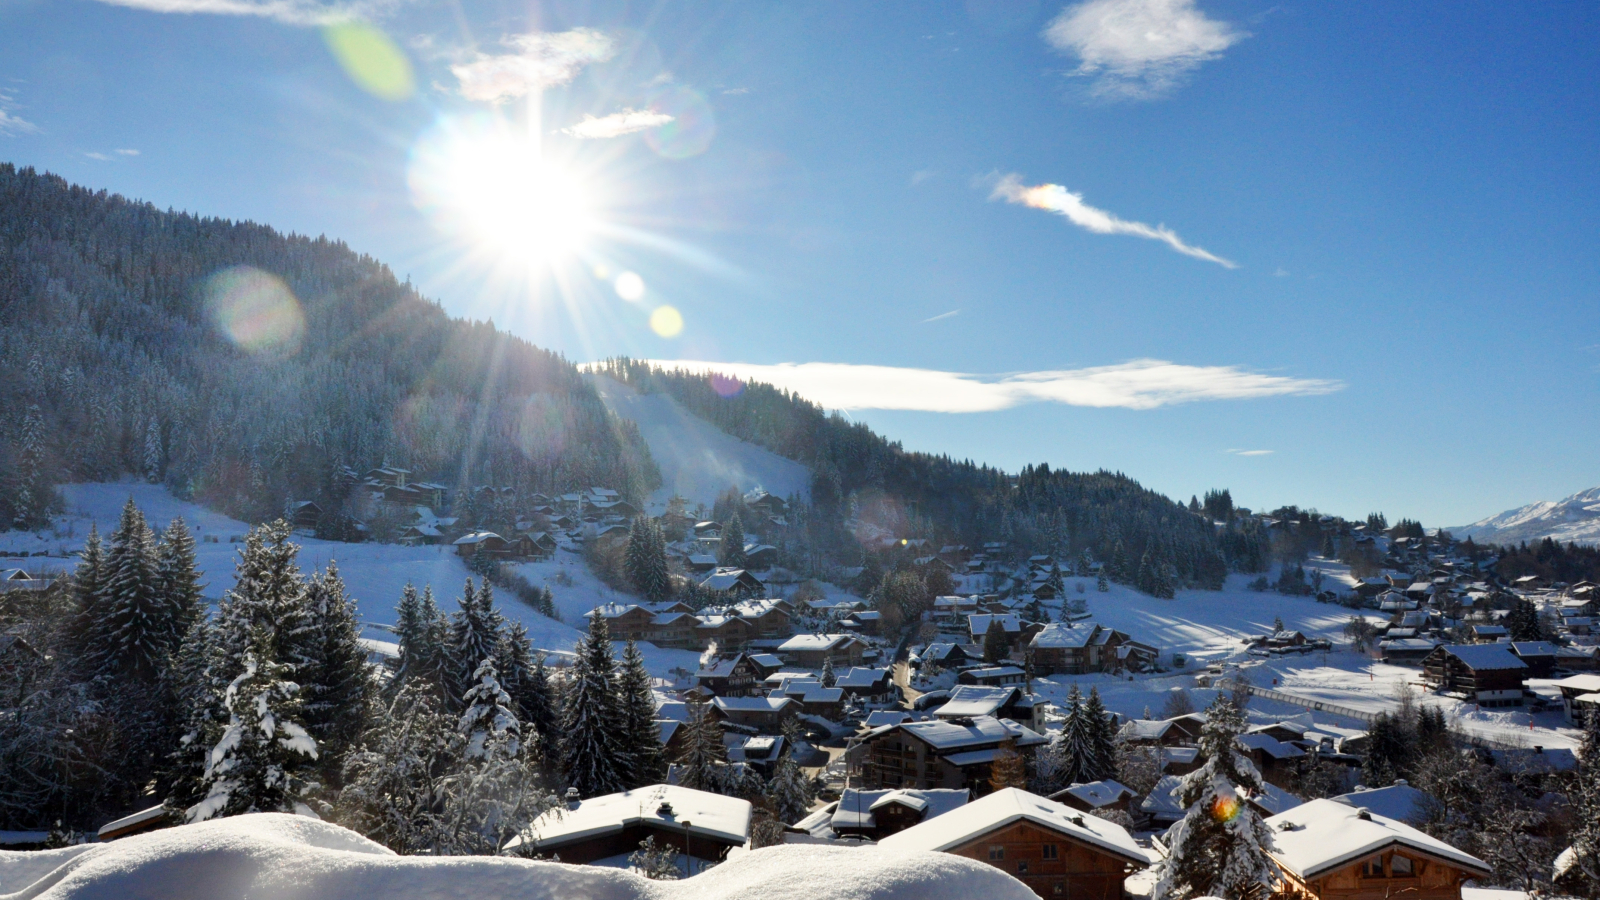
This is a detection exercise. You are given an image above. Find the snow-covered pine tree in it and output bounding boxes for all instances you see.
[616,639,665,787]
[143,418,162,483]
[1097,570,1109,592]
[1082,687,1117,783]
[560,614,624,797]
[1566,711,1600,895]
[494,621,535,719]
[67,523,106,658]
[1057,684,1095,785]
[719,512,747,569]
[188,626,320,822]
[524,652,560,767]
[448,579,503,702]
[156,516,204,639]
[1152,694,1279,900]
[820,654,837,688]
[391,582,425,694]
[629,835,682,880]
[1362,712,1412,787]
[12,404,51,529]
[297,563,371,782]
[335,684,454,854]
[95,497,172,680]
[213,521,309,676]
[676,700,726,791]
[625,517,671,602]
[766,751,814,824]
[439,659,557,854]
[416,586,450,697]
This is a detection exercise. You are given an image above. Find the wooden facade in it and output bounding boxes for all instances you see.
[944,820,1140,900]
[1271,846,1481,900]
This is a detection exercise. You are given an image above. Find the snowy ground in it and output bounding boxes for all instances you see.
[1006,575,1583,752]
[589,374,811,513]
[0,483,702,677]
[0,812,1035,900]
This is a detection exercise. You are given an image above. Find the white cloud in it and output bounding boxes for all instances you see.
[990,172,1235,268]
[85,152,112,161]
[451,29,615,104]
[922,310,960,323]
[0,89,38,136]
[115,148,140,156]
[1044,0,1244,100]
[560,108,674,139]
[89,0,368,26]
[1226,448,1274,456]
[627,359,1341,413]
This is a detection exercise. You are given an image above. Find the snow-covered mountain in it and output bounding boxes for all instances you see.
[1450,486,1600,546]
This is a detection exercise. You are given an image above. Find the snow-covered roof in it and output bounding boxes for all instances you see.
[1509,641,1557,656]
[451,531,503,545]
[961,665,1024,679]
[834,667,891,688]
[896,716,1046,751]
[1030,622,1093,648]
[1438,643,1527,671]
[1056,780,1132,809]
[1265,798,1489,879]
[825,788,971,833]
[1245,782,1304,816]
[865,710,913,728]
[1238,733,1306,760]
[919,642,967,662]
[777,633,859,652]
[878,788,1149,865]
[96,804,169,840]
[1139,775,1186,819]
[713,696,794,714]
[933,685,1020,718]
[967,613,1022,634]
[1332,782,1432,824]
[517,784,752,849]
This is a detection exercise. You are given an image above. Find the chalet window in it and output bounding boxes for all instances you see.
[1363,858,1384,878]
[1017,861,1029,874]
[989,846,1005,861]
[1041,844,1058,860]
[1391,855,1413,875]
[1053,883,1064,895]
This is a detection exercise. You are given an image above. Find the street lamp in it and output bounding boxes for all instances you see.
[682,819,692,877]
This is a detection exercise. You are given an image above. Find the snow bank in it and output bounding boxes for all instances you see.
[0,814,1035,900]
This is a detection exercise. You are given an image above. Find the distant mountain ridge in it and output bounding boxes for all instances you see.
[1451,486,1600,546]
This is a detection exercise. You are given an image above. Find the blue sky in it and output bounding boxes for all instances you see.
[2,0,1597,527]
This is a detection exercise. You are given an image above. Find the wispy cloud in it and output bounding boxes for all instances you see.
[721,87,750,96]
[84,152,112,161]
[628,359,1340,413]
[990,172,1235,268]
[1044,0,1244,100]
[115,148,140,156]
[451,29,615,104]
[560,108,674,139]
[922,310,960,323]
[1226,448,1274,456]
[0,89,38,136]
[911,168,936,186]
[89,0,372,26]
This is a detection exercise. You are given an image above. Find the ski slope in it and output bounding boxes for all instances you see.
[0,483,702,675]
[589,374,811,512]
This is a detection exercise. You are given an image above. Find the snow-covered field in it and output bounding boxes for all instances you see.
[0,812,1034,900]
[590,374,811,512]
[0,483,703,676]
[1007,575,1583,752]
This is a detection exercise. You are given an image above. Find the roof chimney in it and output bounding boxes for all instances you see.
[566,786,581,810]
[1356,808,1372,820]
[657,801,675,818]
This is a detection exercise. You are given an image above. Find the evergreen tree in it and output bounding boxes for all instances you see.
[448,579,503,702]
[616,639,666,787]
[1097,570,1109,592]
[719,512,747,569]
[820,654,837,687]
[1153,694,1279,900]
[415,587,450,697]
[68,523,107,658]
[560,614,624,797]
[1506,597,1543,642]
[766,751,814,824]
[524,652,560,768]
[676,700,726,792]
[440,658,555,854]
[1362,712,1413,787]
[212,520,309,677]
[1110,539,1128,583]
[494,622,535,720]
[392,583,426,694]
[188,627,320,822]
[1566,711,1600,896]
[1135,550,1152,595]
[335,685,454,854]
[298,562,371,782]
[12,404,51,529]
[143,418,162,483]
[1082,687,1117,783]
[156,517,204,638]
[983,618,1011,663]
[96,497,171,680]
[625,517,671,602]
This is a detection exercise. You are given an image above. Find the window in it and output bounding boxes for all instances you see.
[1364,858,1385,878]
[1053,883,1065,895]
[1391,856,1413,875]
[1017,861,1029,874]
[989,846,1005,861]
[1042,844,1058,860]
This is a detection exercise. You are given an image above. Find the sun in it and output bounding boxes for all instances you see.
[409,116,599,268]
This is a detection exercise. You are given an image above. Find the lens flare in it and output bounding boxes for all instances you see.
[323,22,414,101]
[614,271,645,301]
[409,115,598,266]
[1210,792,1242,823]
[710,372,743,398]
[203,266,305,360]
[650,305,684,338]
[644,86,716,159]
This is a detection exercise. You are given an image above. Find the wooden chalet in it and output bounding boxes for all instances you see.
[515,531,558,560]
[1421,644,1527,707]
[452,531,509,559]
[587,603,658,642]
[877,788,1151,900]
[508,785,750,872]
[1029,623,1155,675]
[286,500,322,530]
[857,716,1048,794]
[1264,799,1490,900]
[695,653,763,697]
[1116,713,1206,747]
[791,787,970,840]
[776,633,868,668]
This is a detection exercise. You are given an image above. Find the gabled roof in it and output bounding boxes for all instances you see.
[514,784,751,850]
[777,633,861,653]
[877,788,1149,865]
[895,715,1046,751]
[934,685,1020,718]
[452,531,503,545]
[1434,643,1527,671]
[1331,782,1432,824]
[967,613,1023,634]
[1266,798,1489,879]
[711,695,795,714]
[1030,622,1095,649]
[1053,780,1133,809]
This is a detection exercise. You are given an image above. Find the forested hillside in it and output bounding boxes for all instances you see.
[0,164,658,527]
[594,359,1249,590]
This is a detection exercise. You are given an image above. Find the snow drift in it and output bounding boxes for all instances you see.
[0,813,1036,900]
